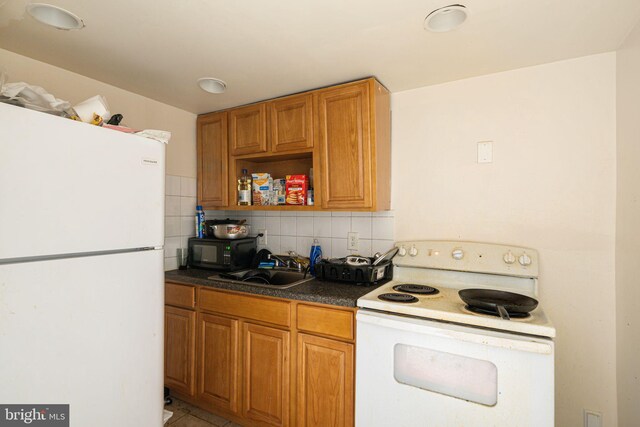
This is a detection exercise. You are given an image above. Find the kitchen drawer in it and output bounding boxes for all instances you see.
[199,288,290,327]
[165,282,196,309]
[297,304,355,341]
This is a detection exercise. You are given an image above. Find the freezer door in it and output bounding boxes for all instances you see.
[0,249,164,427]
[355,310,554,427]
[0,103,165,260]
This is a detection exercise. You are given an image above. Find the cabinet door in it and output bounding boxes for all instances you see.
[243,322,290,426]
[317,82,373,209]
[270,94,313,153]
[197,112,228,208]
[297,334,354,427]
[229,104,268,155]
[165,306,196,396]
[198,313,240,415]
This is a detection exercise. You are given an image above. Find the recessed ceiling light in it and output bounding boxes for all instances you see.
[198,77,227,94]
[26,3,85,30]
[424,4,467,32]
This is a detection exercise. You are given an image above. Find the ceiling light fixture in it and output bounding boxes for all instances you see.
[424,4,467,32]
[197,77,227,94]
[26,3,85,30]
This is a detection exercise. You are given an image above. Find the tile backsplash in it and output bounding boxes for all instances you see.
[164,175,197,271]
[203,210,395,260]
[164,174,395,270]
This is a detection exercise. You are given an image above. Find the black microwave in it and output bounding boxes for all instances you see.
[188,237,256,271]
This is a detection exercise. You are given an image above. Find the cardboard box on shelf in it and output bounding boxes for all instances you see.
[285,175,308,205]
[252,173,273,206]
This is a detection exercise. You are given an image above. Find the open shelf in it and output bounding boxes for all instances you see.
[226,204,319,211]
[229,150,316,209]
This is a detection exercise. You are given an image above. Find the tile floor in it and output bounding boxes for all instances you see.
[165,398,240,427]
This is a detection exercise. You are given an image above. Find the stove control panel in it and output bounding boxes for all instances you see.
[393,240,539,278]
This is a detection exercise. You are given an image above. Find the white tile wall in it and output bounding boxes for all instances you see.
[202,209,395,259]
[165,173,395,268]
[164,175,197,270]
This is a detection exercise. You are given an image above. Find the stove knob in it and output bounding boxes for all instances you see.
[518,253,532,266]
[398,245,407,257]
[503,251,516,264]
[451,248,464,260]
[409,245,418,257]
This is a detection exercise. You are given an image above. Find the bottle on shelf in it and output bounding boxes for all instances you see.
[195,205,205,238]
[238,168,252,206]
[309,239,322,276]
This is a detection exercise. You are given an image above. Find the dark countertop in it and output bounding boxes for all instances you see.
[165,268,385,307]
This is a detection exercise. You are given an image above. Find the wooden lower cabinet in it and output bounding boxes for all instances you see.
[165,284,355,427]
[197,312,240,415]
[297,334,354,427]
[165,306,196,396]
[243,323,290,426]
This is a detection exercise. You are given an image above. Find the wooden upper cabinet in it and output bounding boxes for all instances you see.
[165,306,196,397]
[269,94,313,153]
[243,322,290,427]
[297,333,354,427]
[229,104,268,155]
[196,77,391,211]
[197,312,240,415]
[197,112,228,208]
[316,80,390,210]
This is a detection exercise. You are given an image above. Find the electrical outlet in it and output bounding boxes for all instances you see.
[348,232,359,250]
[257,229,267,246]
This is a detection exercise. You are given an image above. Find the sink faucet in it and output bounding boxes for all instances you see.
[268,253,307,272]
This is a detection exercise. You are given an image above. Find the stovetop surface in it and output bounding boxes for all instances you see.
[358,279,555,338]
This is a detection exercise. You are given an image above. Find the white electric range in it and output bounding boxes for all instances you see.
[355,240,556,427]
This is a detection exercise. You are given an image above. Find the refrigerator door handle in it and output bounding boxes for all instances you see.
[0,247,160,265]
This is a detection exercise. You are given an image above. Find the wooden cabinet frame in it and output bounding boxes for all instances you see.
[197,312,240,414]
[229,104,268,156]
[197,77,390,212]
[197,112,229,208]
[164,305,196,396]
[165,283,357,426]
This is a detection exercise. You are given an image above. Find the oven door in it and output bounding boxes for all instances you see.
[355,310,554,427]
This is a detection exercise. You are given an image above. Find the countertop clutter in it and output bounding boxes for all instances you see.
[165,268,385,307]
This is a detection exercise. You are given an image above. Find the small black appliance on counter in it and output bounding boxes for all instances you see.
[315,257,393,286]
[188,237,256,271]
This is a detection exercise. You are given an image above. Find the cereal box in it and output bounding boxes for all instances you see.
[285,175,308,205]
[252,173,273,206]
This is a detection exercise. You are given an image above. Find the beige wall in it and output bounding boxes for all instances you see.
[0,48,197,177]
[391,53,617,426]
[616,19,640,427]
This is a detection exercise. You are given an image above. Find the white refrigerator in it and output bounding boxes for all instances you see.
[0,103,166,426]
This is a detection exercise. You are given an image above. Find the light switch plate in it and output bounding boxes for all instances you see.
[584,410,602,427]
[477,141,493,163]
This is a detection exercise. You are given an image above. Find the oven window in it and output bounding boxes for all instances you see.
[393,344,497,406]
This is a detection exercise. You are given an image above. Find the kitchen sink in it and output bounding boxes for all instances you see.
[208,268,314,289]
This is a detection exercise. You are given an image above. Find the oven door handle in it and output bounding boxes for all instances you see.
[357,311,553,355]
